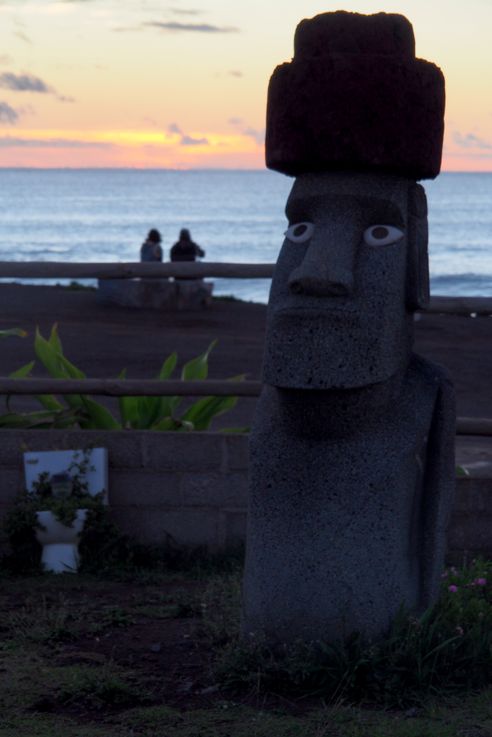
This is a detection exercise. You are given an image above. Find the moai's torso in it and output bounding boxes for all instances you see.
[243,354,454,642]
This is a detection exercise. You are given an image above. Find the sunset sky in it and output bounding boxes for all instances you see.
[0,0,491,170]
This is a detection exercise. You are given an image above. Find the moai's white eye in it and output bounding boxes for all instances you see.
[284,222,315,243]
[363,225,404,246]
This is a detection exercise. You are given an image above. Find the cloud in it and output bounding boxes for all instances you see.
[242,127,264,145]
[181,134,208,146]
[0,55,12,66]
[0,136,113,148]
[453,132,492,150]
[0,101,19,124]
[14,30,32,45]
[168,7,201,15]
[143,116,160,128]
[0,71,73,103]
[167,122,208,146]
[144,21,239,33]
[446,149,492,161]
[0,72,52,93]
[229,117,264,145]
[228,70,243,78]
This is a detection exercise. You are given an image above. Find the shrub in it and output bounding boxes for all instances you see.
[0,324,243,431]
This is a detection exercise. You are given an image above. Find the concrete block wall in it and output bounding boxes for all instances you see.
[97,279,214,310]
[447,477,492,564]
[0,429,248,552]
[0,429,490,560]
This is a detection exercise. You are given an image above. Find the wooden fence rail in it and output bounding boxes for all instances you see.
[1,261,491,314]
[424,296,492,316]
[0,377,490,437]
[0,261,275,280]
[0,378,261,398]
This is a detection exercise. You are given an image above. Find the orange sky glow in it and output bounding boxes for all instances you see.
[1,0,491,172]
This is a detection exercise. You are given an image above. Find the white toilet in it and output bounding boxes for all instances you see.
[23,448,108,574]
[35,509,88,573]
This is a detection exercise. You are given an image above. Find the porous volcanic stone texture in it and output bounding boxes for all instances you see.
[243,168,455,642]
[265,11,445,180]
[262,173,416,390]
[243,357,455,643]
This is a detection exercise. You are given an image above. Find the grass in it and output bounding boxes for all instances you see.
[0,692,491,736]
[0,559,490,736]
[213,560,492,707]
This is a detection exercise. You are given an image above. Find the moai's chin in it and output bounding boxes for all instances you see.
[262,310,413,390]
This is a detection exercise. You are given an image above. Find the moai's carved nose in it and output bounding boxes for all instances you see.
[287,233,355,297]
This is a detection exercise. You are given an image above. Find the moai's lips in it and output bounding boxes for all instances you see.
[274,291,359,316]
[271,306,361,334]
[274,305,358,318]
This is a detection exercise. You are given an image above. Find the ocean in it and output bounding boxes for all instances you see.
[1,169,491,304]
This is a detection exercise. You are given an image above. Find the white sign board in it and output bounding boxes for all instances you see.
[23,448,109,503]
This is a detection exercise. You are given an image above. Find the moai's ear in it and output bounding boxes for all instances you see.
[406,183,430,311]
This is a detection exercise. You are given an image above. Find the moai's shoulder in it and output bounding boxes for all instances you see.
[409,353,456,427]
[410,352,454,394]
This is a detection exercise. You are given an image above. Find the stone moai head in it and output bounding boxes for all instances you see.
[263,11,445,390]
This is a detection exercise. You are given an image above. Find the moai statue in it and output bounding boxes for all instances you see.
[242,11,455,643]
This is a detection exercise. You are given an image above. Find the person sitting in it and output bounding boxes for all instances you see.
[140,229,163,262]
[170,228,205,262]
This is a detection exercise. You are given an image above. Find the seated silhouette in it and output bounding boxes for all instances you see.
[140,228,163,262]
[170,228,205,280]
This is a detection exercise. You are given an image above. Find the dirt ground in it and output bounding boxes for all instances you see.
[0,282,491,462]
[1,567,491,737]
[0,569,243,735]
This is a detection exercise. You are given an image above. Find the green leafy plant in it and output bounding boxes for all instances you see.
[0,324,244,432]
[3,450,110,574]
[5,449,105,535]
[23,487,104,528]
[0,328,27,339]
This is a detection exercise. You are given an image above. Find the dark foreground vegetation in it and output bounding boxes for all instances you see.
[0,538,491,737]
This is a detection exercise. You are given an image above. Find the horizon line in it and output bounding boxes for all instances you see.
[1,166,491,174]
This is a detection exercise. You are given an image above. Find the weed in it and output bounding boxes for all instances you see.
[200,572,242,645]
[135,589,203,620]
[0,715,108,737]
[115,703,321,737]
[92,605,136,631]
[5,594,81,645]
[56,661,150,709]
[215,559,492,706]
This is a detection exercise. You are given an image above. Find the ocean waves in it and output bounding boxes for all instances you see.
[0,169,490,302]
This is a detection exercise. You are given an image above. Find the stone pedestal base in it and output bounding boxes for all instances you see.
[97,278,213,310]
